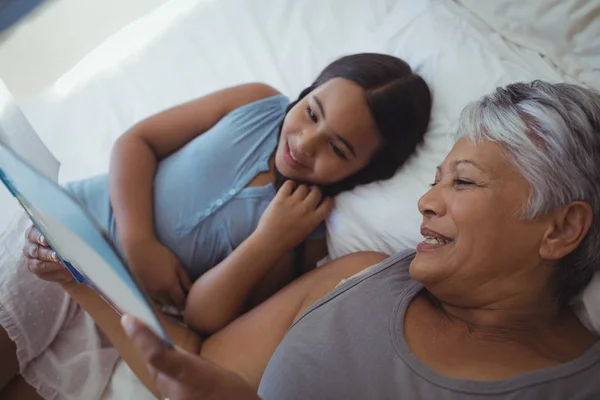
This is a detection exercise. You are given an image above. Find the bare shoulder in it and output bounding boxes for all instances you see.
[206,82,281,118]
[296,251,389,318]
[229,82,281,103]
[317,251,389,279]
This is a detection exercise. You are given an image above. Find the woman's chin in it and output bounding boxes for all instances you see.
[409,257,444,285]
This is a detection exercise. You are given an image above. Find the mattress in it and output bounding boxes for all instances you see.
[8,0,597,398]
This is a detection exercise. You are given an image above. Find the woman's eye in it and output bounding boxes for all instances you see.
[330,143,347,160]
[307,106,318,122]
[430,178,474,187]
[454,178,474,187]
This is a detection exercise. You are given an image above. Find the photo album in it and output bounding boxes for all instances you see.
[0,81,170,343]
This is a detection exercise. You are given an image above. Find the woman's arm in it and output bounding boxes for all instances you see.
[195,251,389,387]
[60,251,387,394]
[184,183,333,335]
[108,83,280,307]
[122,316,261,400]
[60,282,200,398]
[24,222,383,397]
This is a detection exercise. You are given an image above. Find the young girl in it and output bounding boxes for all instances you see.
[7,53,431,399]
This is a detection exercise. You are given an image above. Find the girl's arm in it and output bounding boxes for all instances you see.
[108,83,280,308]
[184,183,333,335]
[245,237,328,308]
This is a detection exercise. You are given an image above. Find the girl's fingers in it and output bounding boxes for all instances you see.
[304,186,323,208]
[177,266,193,293]
[291,184,309,200]
[276,180,296,198]
[315,197,334,220]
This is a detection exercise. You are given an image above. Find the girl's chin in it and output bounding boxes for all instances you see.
[274,155,290,176]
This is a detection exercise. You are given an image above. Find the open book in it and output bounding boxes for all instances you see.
[0,81,170,343]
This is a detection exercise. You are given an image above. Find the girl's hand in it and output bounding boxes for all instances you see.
[23,225,73,284]
[122,315,260,400]
[255,181,333,251]
[125,239,192,311]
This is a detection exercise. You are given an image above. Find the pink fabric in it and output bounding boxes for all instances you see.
[0,215,119,400]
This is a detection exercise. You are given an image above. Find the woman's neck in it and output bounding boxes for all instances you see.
[424,289,596,358]
[426,288,562,339]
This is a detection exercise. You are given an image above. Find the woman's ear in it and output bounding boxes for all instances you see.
[539,201,593,261]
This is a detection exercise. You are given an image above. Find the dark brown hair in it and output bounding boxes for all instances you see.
[277,53,433,196]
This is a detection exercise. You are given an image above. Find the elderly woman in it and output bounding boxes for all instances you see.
[25,80,600,399]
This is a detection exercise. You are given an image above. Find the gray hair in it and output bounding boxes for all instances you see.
[456,81,600,306]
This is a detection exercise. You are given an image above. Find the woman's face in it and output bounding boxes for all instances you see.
[411,137,553,298]
[275,78,381,185]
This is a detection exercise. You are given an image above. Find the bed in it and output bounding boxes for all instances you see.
[1,0,599,398]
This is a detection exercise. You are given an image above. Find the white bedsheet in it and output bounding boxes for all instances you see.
[13,0,598,398]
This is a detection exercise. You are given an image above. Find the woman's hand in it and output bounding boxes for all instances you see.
[125,239,192,311]
[23,225,73,284]
[255,181,333,252]
[121,315,260,400]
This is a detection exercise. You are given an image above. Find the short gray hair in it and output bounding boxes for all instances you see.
[456,81,600,306]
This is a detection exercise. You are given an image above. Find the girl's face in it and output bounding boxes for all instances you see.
[275,78,381,185]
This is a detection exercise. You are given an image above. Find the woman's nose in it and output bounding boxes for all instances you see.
[418,183,446,218]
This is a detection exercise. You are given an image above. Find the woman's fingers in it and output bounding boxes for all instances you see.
[26,225,47,246]
[156,293,175,308]
[27,257,65,275]
[22,240,39,260]
[122,315,260,400]
[122,316,187,377]
[36,269,73,283]
[122,315,215,384]
[168,285,187,311]
[23,241,57,262]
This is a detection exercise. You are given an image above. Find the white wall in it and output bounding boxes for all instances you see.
[0,0,168,100]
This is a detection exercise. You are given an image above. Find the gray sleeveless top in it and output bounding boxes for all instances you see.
[258,250,600,399]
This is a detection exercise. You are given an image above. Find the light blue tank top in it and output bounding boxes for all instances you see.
[66,95,318,280]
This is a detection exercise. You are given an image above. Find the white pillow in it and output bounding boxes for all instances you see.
[456,0,600,92]
[325,0,569,258]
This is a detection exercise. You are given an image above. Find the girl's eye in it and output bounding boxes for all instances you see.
[429,181,438,187]
[330,143,347,160]
[307,106,318,122]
